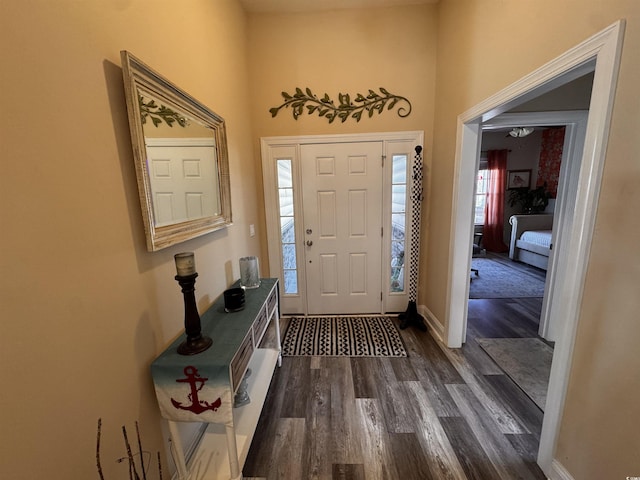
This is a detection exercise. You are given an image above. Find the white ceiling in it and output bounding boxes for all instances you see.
[239,0,439,14]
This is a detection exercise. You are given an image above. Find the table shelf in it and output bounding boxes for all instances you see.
[185,348,279,479]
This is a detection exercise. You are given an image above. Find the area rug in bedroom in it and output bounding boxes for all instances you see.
[282,316,407,357]
[469,257,546,298]
[477,337,553,411]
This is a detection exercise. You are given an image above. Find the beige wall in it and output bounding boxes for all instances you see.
[246,5,438,275]
[432,0,640,477]
[2,0,639,478]
[0,1,259,478]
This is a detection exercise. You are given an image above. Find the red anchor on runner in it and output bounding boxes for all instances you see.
[171,366,222,414]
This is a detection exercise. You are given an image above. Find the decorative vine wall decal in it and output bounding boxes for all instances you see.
[139,95,188,128]
[269,87,412,123]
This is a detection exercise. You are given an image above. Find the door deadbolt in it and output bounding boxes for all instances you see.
[306,228,313,234]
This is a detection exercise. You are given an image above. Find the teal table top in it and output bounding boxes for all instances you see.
[150,278,278,423]
[152,278,277,370]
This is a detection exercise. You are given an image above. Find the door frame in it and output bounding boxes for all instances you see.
[445,21,624,476]
[261,131,424,315]
[481,110,589,342]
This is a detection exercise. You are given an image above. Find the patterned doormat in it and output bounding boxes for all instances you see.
[282,316,407,357]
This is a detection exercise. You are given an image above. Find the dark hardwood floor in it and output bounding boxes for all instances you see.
[243,297,548,480]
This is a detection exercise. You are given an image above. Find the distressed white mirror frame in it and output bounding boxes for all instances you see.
[120,50,232,251]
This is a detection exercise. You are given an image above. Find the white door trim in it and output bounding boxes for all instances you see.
[145,137,216,147]
[445,20,625,476]
[482,110,589,342]
[261,131,424,315]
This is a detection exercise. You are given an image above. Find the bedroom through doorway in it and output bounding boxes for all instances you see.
[470,107,590,344]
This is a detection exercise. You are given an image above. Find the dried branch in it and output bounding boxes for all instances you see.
[122,426,141,480]
[135,422,147,480]
[96,419,106,480]
[95,419,163,480]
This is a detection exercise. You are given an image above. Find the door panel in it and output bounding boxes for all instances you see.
[146,144,218,226]
[319,254,338,294]
[349,253,368,294]
[349,190,367,236]
[318,191,337,237]
[301,142,383,314]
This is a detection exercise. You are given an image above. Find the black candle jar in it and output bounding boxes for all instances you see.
[224,287,245,312]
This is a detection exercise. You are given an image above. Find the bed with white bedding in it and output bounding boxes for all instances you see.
[509,214,554,270]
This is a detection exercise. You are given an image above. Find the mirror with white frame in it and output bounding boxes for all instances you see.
[120,51,232,251]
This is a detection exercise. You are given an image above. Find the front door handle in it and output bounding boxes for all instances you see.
[306,240,313,247]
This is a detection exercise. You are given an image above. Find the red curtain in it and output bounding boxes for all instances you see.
[483,149,509,252]
[537,126,565,198]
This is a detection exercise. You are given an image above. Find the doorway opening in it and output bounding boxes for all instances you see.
[446,20,624,476]
[472,109,589,342]
[465,110,590,477]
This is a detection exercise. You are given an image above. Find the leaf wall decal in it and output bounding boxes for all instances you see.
[268,87,411,123]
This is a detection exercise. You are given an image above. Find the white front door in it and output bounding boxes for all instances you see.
[146,139,219,226]
[300,142,383,314]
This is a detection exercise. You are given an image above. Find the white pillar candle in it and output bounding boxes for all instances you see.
[174,252,196,276]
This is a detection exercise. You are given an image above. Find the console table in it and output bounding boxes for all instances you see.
[151,278,281,480]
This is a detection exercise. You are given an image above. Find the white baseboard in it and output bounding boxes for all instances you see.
[548,459,575,480]
[418,304,444,342]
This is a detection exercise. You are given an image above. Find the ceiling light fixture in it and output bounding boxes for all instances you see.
[508,127,534,138]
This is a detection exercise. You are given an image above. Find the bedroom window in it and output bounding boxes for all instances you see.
[474,168,489,224]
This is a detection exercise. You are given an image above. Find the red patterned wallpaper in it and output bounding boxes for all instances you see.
[537,127,565,198]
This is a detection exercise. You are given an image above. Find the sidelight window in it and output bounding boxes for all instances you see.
[277,159,298,294]
[390,154,408,293]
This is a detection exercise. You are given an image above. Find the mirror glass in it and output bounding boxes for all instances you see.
[120,51,232,251]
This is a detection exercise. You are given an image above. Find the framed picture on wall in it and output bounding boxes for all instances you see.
[507,169,531,189]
